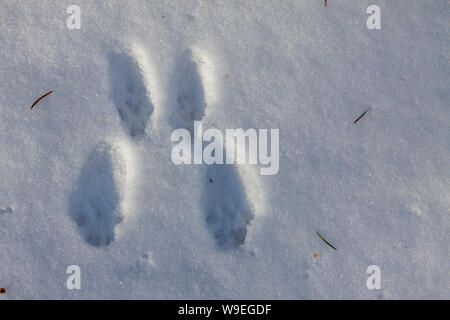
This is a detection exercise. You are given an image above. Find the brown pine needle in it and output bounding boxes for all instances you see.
[317,232,337,251]
[353,109,368,124]
[30,90,53,110]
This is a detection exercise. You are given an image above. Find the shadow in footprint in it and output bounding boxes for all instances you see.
[170,49,206,133]
[69,143,126,246]
[203,161,255,249]
[109,50,154,138]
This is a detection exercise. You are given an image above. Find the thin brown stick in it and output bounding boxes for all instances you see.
[317,232,337,251]
[30,90,53,110]
[353,109,368,124]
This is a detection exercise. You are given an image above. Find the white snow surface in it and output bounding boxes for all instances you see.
[0,0,448,299]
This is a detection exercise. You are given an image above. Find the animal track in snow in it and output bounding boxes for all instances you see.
[171,49,215,132]
[109,48,154,138]
[203,159,263,249]
[168,49,263,249]
[69,143,127,246]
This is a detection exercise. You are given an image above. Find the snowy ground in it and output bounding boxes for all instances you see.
[0,0,448,299]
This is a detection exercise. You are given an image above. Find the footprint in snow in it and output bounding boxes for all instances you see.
[109,49,155,138]
[170,49,208,133]
[203,152,257,249]
[68,143,127,246]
